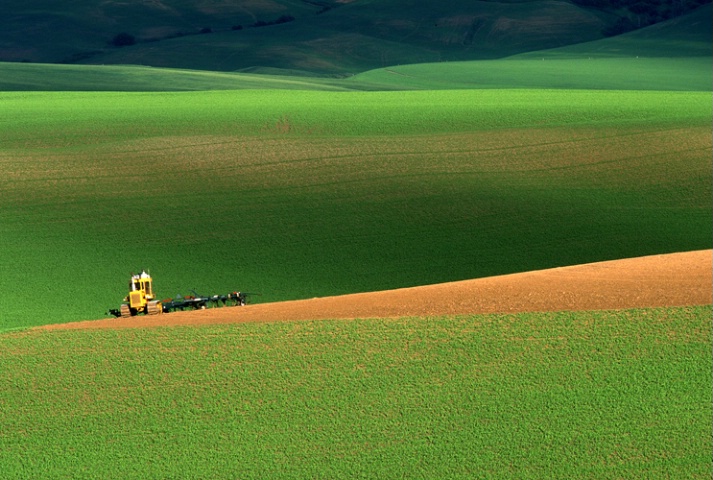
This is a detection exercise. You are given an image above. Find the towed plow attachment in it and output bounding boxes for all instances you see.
[161,291,248,313]
[108,270,255,318]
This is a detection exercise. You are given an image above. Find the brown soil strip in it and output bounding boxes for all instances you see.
[42,250,712,331]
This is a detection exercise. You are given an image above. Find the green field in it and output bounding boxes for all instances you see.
[0,62,355,92]
[1,5,711,477]
[2,54,710,92]
[349,56,712,91]
[1,307,710,478]
[1,88,710,330]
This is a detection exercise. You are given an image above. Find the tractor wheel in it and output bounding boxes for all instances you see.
[120,304,131,318]
[147,300,162,315]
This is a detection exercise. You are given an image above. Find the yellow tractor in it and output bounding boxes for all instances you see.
[119,270,162,317]
[109,270,251,318]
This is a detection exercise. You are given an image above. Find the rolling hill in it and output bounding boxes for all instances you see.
[349,3,712,90]
[0,3,710,330]
[0,0,666,73]
[1,87,710,330]
[1,3,710,91]
[1,2,711,478]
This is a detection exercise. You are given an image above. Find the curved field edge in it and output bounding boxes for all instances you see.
[2,55,711,92]
[350,56,712,92]
[1,305,711,478]
[39,250,713,331]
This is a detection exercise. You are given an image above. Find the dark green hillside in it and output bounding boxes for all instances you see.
[0,0,323,63]
[74,0,616,74]
[350,4,712,91]
[1,0,618,73]
[1,3,709,92]
[516,2,713,58]
[3,0,709,73]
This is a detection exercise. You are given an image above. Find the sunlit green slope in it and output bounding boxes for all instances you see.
[0,62,352,92]
[1,89,710,329]
[0,5,710,330]
[1,307,711,478]
[347,56,711,91]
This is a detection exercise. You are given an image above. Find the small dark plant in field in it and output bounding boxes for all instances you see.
[274,15,295,24]
[60,51,104,63]
[199,27,212,34]
[110,33,136,47]
[252,15,295,28]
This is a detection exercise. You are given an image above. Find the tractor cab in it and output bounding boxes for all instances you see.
[128,270,156,309]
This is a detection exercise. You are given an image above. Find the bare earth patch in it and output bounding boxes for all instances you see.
[43,250,712,331]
